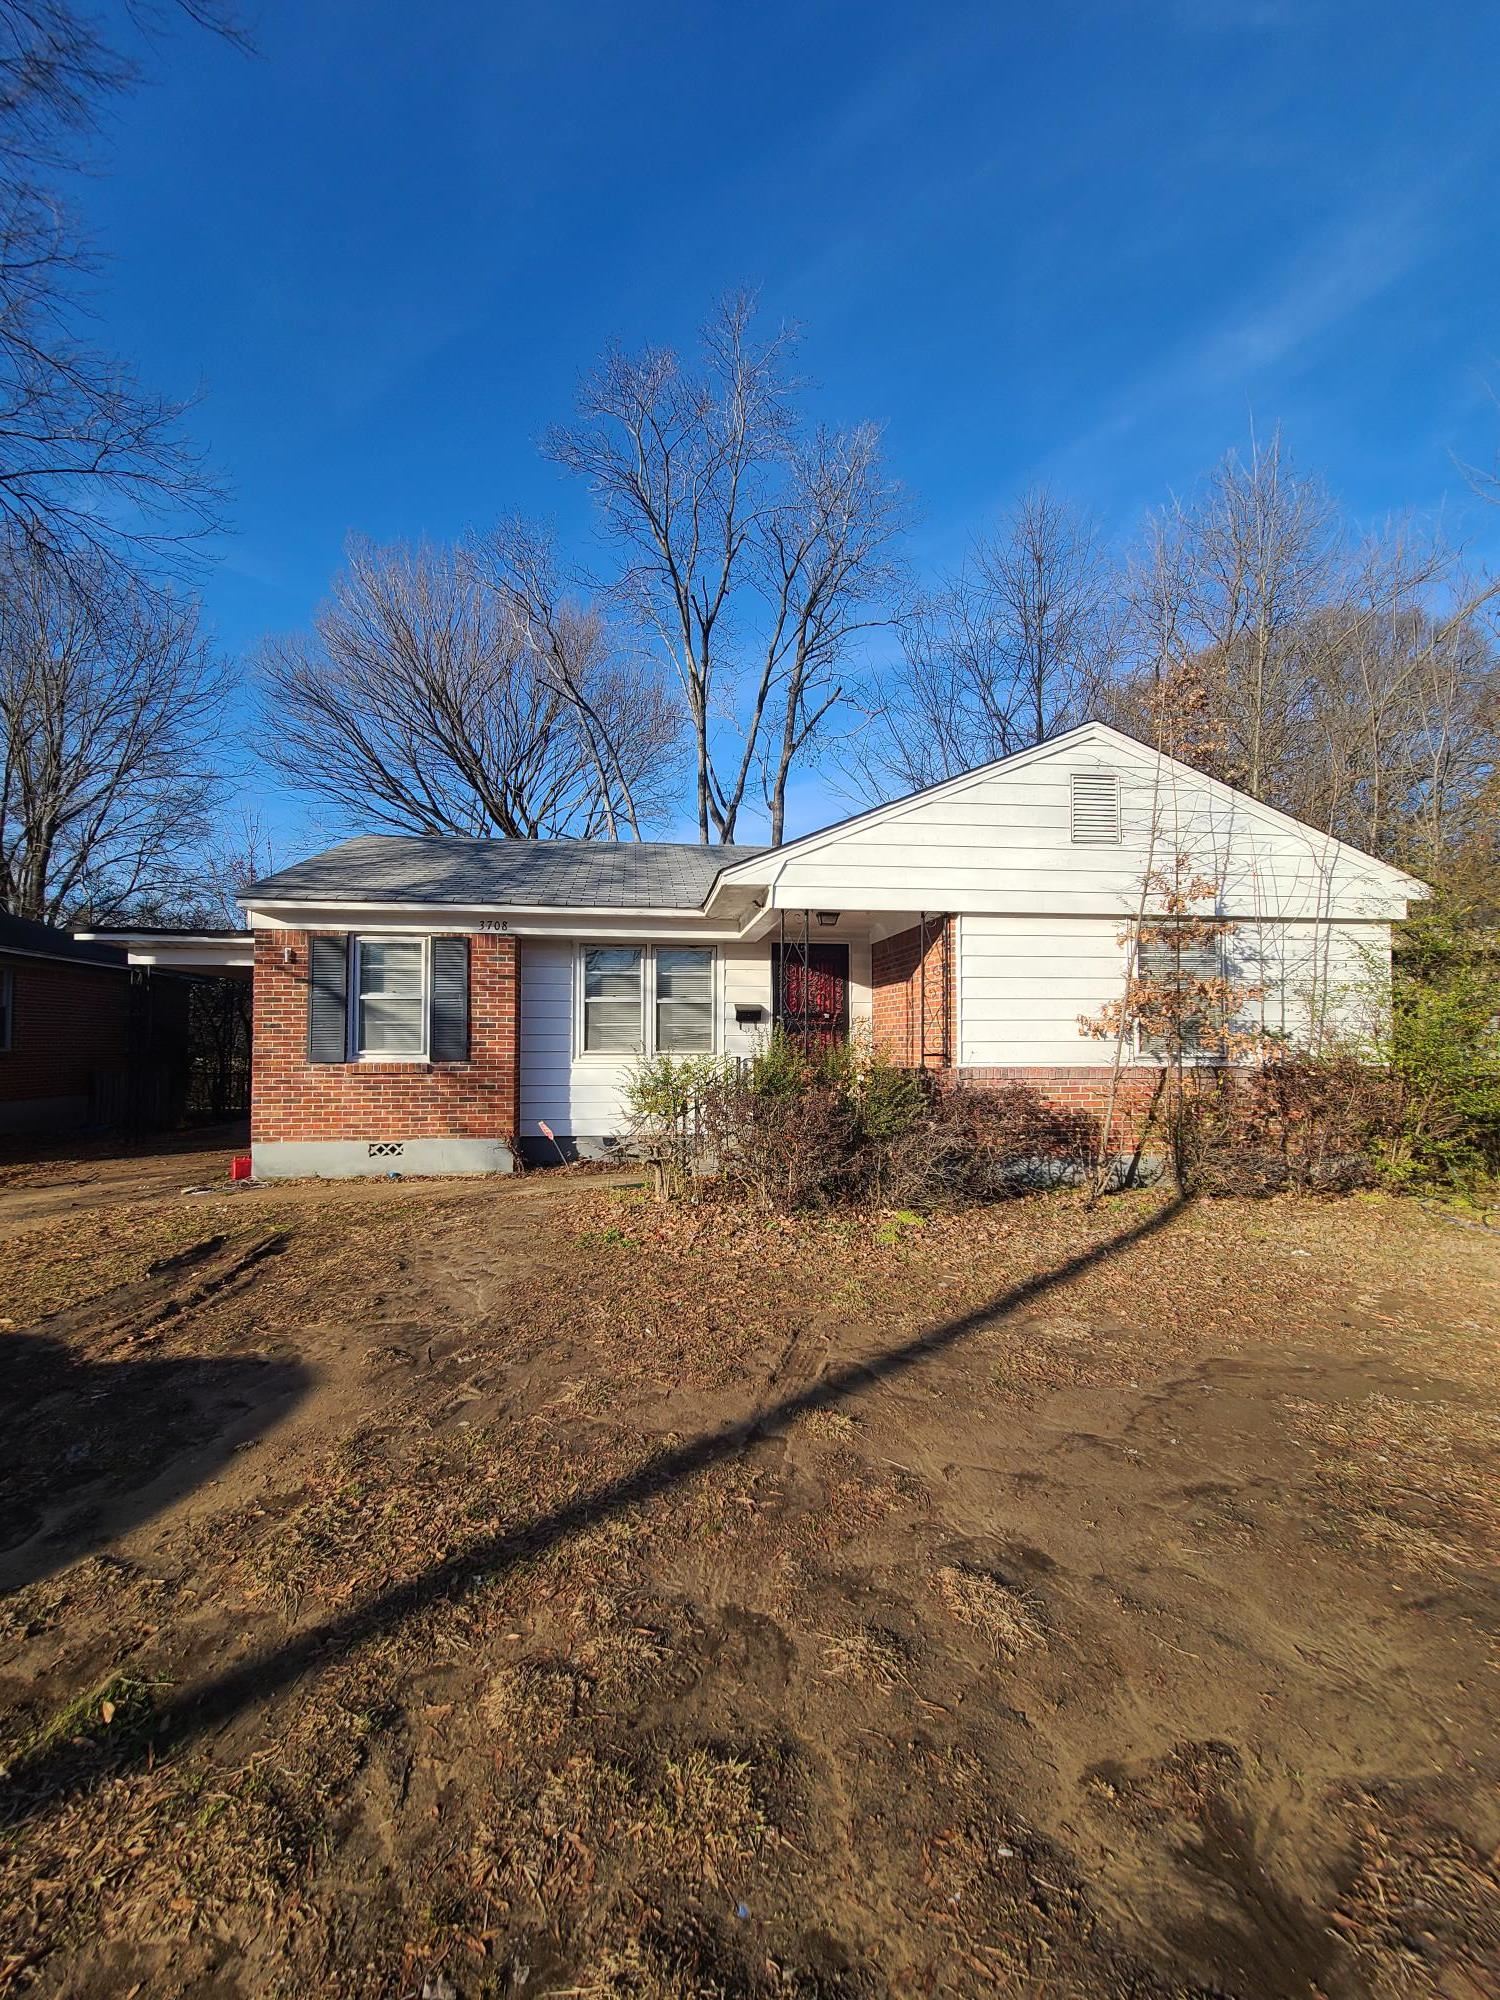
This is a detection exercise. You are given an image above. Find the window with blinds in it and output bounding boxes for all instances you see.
[655,947,714,1052]
[354,937,426,1056]
[1136,928,1226,1058]
[1070,768,1122,844]
[578,945,717,1056]
[582,946,644,1053]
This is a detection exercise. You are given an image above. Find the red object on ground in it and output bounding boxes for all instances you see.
[230,1154,253,1182]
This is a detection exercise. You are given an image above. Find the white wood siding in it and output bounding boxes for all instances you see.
[518,937,873,1141]
[754,735,1411,922]
[958,916,1127,1066]
[956,915,1388,1068]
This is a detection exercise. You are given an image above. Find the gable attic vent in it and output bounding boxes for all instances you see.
[1071,769,1122,845]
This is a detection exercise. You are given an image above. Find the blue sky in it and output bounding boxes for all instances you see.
[80,0,1500,850]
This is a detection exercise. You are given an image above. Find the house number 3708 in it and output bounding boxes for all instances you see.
[477,919,510,931]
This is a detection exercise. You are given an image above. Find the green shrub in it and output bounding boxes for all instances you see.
[621,1052,734,1200]
[1383,920,1500,1189]
[746,1030,818,1098]
[623,1051,731,1124]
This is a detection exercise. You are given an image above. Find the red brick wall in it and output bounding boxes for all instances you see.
[0,954,133,1109]
[951,1063,1165,1144]
[871,919,955,1068]
[251,931,520,1145]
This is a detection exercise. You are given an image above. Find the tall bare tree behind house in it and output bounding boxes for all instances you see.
[1108,435,1500,872]
[260,537,683,841]
[863,486,1115,794]
[546,293,904,844]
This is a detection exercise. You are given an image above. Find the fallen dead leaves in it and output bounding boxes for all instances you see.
[0,1165,1497,1999]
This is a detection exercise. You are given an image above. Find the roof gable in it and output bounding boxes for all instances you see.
[712,722,1426,898]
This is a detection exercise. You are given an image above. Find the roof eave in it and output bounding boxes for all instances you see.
[240,897,740,919]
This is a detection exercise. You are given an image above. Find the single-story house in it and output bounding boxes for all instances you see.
[239,722,1425,1179]
[0,913,191,1134]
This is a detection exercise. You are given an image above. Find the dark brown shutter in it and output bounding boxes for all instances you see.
[307,936,349,1063]
[429,935,470,1062]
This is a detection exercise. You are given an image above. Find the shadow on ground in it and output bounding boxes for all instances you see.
[0,1233,309,1602]
[0,1190,1186,1831]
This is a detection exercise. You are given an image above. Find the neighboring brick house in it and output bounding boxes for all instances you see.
[240,722,1425,1179]
[0,913,191,1133]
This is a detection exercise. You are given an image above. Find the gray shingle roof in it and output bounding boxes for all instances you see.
[0,911,129,969]
[243,835,771,911]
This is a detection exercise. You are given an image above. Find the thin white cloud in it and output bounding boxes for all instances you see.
[1186,202,1430,387]
[1047,190,1441,477]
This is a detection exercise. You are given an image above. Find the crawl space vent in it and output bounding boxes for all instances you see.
[1070,769,1122,844]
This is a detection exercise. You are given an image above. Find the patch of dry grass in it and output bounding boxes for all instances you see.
[1287,1389,1500,1576]
[0,1206,242,1323]
[1334,1790,1500,1995]
[558,1938,726,1999]
[798,1406,858,1441]
[819,1623,911,1693]
[0,1552,167,1648]
[932,1564,1047,1656]
[480,1744,772,1930]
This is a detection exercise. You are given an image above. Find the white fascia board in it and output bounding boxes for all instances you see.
[243,901,768,942]
[75,931,253,946]
[124,950,254,969]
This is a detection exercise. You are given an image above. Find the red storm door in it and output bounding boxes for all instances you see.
[772,942,850,1050]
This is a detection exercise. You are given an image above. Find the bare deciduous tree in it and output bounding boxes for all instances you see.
[0,2,240,569]
[260,537,683,842]
[480,518,684,838]
[863,487,1115,794]
[1175,430,1338,798]
[1108,435,1500,874]
[546,293,903,844]
[0,534,224,921]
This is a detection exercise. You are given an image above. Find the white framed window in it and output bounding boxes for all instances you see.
[655,946,714,1052]
[581,946,644,1054]
[352,936,427,1059]
[1071,769,1122,844]
[1136,928,1227,1061]
[0,969,11,1052]
[577,945,717,1058]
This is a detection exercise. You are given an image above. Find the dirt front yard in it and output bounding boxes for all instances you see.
[0,1152,1496,2000]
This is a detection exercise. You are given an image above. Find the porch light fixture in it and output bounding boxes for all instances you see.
[815,911,839,927]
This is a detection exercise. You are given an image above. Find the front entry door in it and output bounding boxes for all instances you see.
[772,942,849,1050]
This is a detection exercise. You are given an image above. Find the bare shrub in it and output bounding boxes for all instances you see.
[873,1080,1096,1207]
[1183,1056,1404,1194]
[624,1036,1099,1214]
[700,1074,860,1211]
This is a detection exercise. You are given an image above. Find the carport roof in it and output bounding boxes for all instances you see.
[243,835,771,910]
